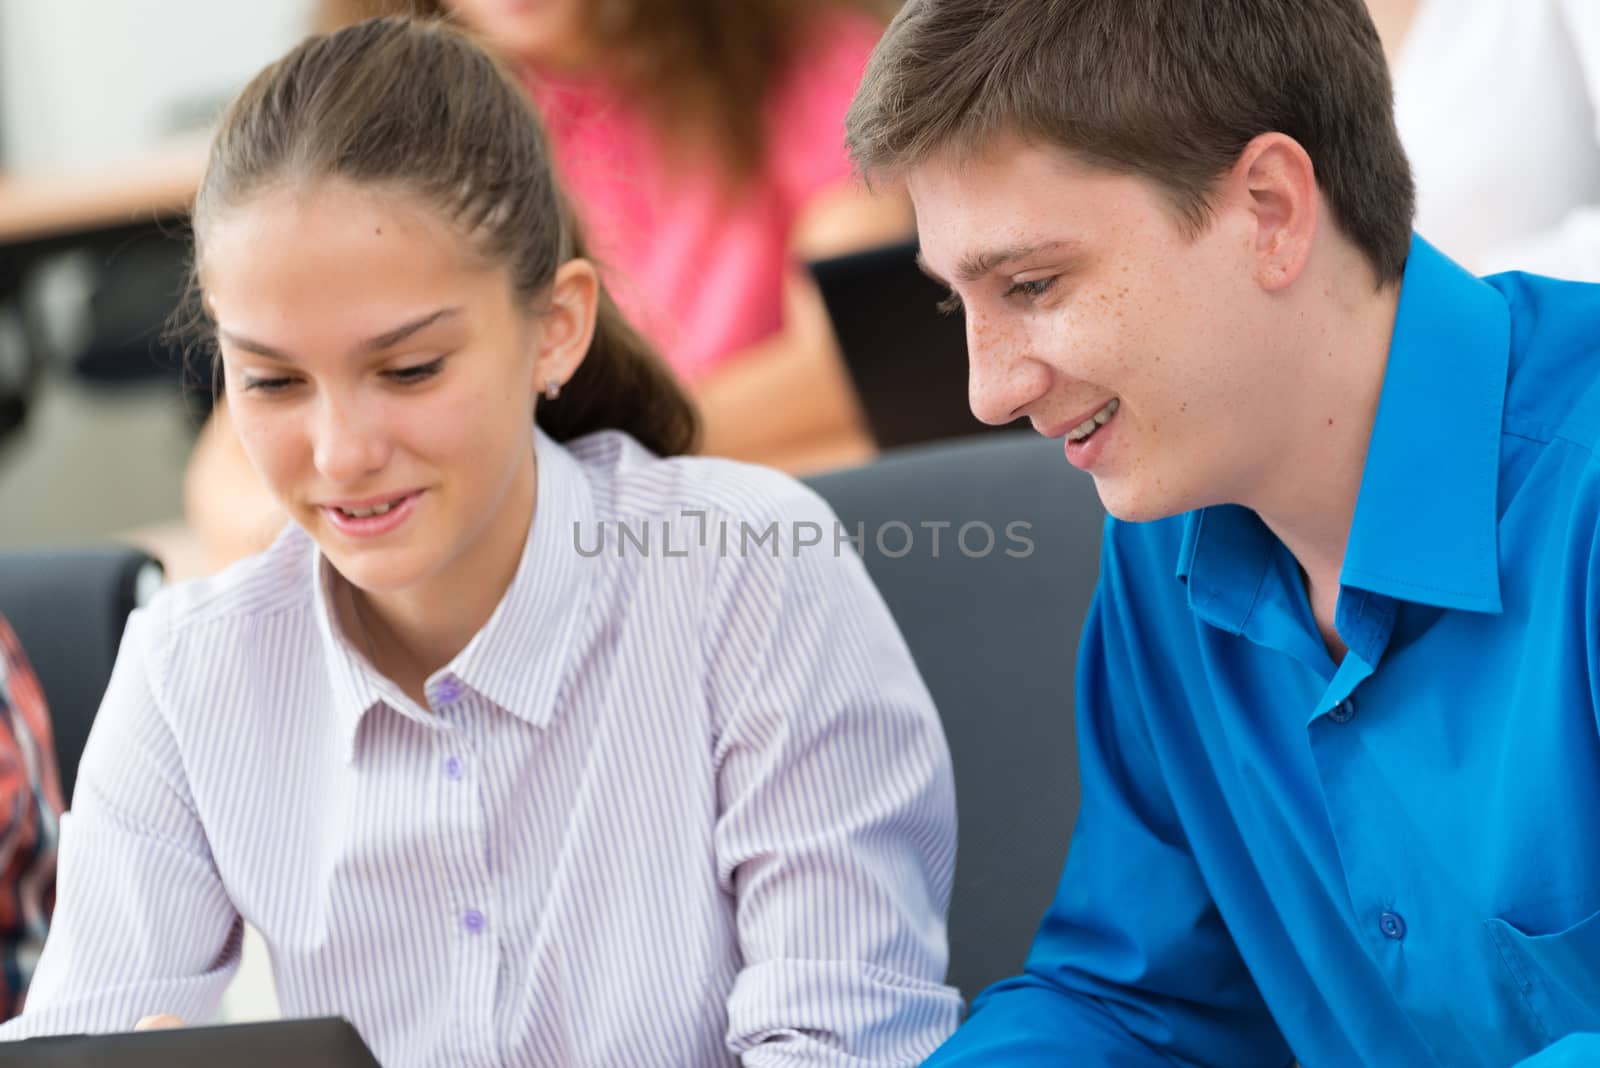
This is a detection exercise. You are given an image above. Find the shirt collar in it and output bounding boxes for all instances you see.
[1177,234,1510,630]
[447,427,592,730]
[1338,234,1508,614]
[316,427,595,764]
[311,537,389,763]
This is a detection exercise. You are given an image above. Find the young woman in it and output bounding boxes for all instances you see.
[0,19,959,1066]
[186,0,908,572]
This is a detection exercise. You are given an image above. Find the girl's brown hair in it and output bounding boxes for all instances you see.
[192,16,697,456]
[314,0,894,183]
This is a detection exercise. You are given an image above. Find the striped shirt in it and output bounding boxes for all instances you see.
[0,429,961,1065]
[0,616,63,1018]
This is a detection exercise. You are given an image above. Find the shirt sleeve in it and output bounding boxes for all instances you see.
[0,606,241,1039]
[764,11,883,220]
[1474,0,1600,282]
[926,524,1293,1067]
[705,483,961,1066]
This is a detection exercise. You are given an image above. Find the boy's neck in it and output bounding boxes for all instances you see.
[1247,246,1405,658]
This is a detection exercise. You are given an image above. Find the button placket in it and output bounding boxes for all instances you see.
[435,703,498,1056]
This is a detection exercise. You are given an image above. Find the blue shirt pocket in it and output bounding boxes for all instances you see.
[1487,908,1600,1044]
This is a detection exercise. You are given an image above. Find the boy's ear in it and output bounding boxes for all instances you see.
[1231,132,1319,292]
[534,258,600,394]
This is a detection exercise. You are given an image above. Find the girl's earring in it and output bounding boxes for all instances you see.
[544,379,561,401]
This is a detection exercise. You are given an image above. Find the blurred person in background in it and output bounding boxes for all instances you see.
[186,0,908,569]
[1368,0,1600,279]
[0,615,64,1019]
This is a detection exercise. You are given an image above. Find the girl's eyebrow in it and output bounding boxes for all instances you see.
[218,307,462,363]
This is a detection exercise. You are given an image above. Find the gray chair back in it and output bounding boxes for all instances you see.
[0,546,162,805]
[805,432,1105,1004]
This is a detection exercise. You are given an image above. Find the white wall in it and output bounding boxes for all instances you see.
[0,0,317,170]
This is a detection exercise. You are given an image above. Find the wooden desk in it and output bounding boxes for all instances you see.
[0,135,206,246]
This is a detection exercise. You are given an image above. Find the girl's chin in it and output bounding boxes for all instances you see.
[319,549,429,598]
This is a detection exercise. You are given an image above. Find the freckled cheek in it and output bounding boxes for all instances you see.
[1039,300,1127,384]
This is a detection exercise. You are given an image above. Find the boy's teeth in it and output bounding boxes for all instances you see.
[1067,398,1120,442]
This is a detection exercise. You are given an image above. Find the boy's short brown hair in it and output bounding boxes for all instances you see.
[846,0,1415,284]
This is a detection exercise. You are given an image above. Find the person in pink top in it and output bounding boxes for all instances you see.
[522,10,889,375]
[185,0,908,570]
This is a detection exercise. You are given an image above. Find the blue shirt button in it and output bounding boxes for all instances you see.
[1379,910,1406,941]
[443,755,463,780]
[432,677,462,706]
[1329,697,1357,724]
[463,908,485,934]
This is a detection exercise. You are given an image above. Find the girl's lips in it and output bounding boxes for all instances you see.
[322,490,423,539]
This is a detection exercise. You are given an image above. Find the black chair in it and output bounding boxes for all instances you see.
[0,546,163,805]
[804,432,1105,1005]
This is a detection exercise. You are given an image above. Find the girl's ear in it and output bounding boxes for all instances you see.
[533,258,600,395]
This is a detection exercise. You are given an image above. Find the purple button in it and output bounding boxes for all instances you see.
[443,756,463,780]
[463,908,485,934]
[433,677,462,706]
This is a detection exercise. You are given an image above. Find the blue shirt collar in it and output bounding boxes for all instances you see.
[1339,235,1508,613]
[1178,234,1510,631]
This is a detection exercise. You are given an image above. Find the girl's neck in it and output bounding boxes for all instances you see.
[340,460,538,707]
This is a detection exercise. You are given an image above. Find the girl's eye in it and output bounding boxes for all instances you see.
[1004,277,1057,302]
[936,290,964,316]
[242,376,296,393]
[384,357,445,385]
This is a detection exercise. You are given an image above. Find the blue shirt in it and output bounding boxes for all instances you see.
[927,237,1600,1067]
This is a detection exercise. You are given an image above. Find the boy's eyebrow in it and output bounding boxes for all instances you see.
[917,240,1081,287]
[218,307,461,363]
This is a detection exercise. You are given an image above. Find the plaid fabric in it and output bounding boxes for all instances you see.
[0,616,63,1019]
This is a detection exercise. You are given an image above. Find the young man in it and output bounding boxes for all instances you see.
[847,1,1600,1064]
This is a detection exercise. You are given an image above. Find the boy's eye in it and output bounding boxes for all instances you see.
[936,290,964,316]
[1004,277,1057,302]
[384,357,445,384]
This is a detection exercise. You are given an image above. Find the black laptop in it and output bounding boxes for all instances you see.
[809,239,1026,449]
[0,1017,380,1067]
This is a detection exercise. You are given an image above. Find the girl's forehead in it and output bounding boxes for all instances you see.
[202,189,517,347]
[201,181,489,297]
[208,179,455,243]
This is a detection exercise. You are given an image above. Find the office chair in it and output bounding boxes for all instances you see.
[804,432,1106,1005]
[0,545,163,805]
